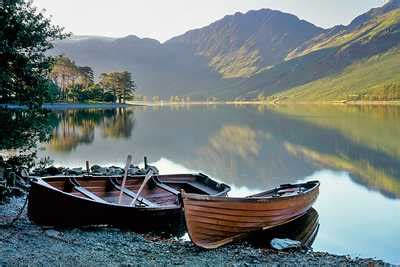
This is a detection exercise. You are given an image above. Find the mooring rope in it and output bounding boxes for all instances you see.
[0,193,29,228]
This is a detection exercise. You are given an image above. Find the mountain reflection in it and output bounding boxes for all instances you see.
[197,125,260,178]
[43,105,400,200]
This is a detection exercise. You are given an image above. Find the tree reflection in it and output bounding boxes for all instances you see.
[102,108,135,139]
[0,109,55,154]
[47,108,135,153]
[0,109,56,199]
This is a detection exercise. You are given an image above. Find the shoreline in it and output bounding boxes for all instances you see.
[1,101,400,110]
[129,100,400,107]
[0,197,388,266]
[0,102,137,110]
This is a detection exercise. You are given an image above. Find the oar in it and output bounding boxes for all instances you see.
[130,170,154,206]
[118,155,132,204]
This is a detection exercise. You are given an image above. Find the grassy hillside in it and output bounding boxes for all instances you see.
[272,48,400,101]
[289,9,400,57]
[230,8,400,100]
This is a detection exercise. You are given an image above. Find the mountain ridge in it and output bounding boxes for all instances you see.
[50,2,400,101]
[167,8,323,78]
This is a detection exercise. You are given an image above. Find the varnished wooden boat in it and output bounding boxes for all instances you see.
[181,180,319,249]
[248,207,319,249]
[28,173,230,231]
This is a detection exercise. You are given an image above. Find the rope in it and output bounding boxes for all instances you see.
[0,193,29,228]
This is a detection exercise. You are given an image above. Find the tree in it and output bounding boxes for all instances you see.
[118,71,136,103]
[50,56,80,99]
[78,66,94,88]
[0,0,68,107]
[99,73,116,101]
[99,71,136,103]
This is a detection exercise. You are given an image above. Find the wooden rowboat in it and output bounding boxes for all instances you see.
[181,180,320,249]
[28,173,230,231]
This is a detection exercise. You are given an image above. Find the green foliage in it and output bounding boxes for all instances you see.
[0,0,68,107]
[99,71,136,103]
[50,56,135,103]
[43,80,60,102]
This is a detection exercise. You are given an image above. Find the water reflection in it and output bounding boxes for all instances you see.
[0,108,55,165]
[38,105,400,264]
[47,109,135,153]
[248,208,319,249]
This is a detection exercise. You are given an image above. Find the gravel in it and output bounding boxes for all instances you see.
[0,197,388,266]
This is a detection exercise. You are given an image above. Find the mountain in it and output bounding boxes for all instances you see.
[50,1,400,101]
[167,9,322,78]
[230,1,400,100]
[50,8,323,98]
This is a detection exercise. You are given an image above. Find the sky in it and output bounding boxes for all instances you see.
[33,0,386,43]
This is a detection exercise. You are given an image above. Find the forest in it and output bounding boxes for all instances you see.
[49,56,136,104]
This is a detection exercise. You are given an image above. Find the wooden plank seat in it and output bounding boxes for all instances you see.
[68,178,108,204]
[165,180,217,195]
[152,177,180,195]
[110,178,160,207]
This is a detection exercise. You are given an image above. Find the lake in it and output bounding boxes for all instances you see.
[38,104,400,264]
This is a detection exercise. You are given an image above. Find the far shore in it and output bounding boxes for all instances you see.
[2,100,399,110]
[128,100,400,106]
[0,102,137,110]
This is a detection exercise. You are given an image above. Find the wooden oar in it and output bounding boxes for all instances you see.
[118,155,132,204]
[130,170,154,206]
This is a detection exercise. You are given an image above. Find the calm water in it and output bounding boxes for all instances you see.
[38,105,400,264]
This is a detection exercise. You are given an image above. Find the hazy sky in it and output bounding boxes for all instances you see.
[33,0,386,42]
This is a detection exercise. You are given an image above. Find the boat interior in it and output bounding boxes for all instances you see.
[248,181,319,199]
[42,174,229,207]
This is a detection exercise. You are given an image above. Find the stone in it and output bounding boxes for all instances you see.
[270,238,302,250]
[45,166,62,176]
[90,165,107,175]
[68,168,84,175]
[45,229,61,238]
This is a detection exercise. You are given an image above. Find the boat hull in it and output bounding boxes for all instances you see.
[182,181,320,249]
[28,174,230,232]
[28,181,183,232]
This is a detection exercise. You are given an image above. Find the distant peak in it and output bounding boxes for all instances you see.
[348,0,400,29]
[384,0,400,9]
[120,35,141,41]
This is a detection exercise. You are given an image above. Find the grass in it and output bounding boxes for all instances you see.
[272,48,400,101]
[289,10,400,59]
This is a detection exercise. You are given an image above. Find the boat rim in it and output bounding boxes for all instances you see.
[30,175,182,210]
[181,180,320,202]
